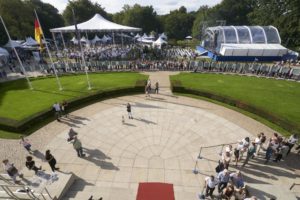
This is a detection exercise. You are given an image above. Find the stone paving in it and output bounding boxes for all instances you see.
[1,71,299,200]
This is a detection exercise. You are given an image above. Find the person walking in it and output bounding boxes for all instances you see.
[72,136,85,157]
[52,102,61,122]
[20,136,33,154]
[67,128,78,142]
[204,175,218,198]
[155,81,159,94]
[2,159,23,184]
[217,169,230,193]
[25,156,41,175]
[127,103,133,119]
[242,142,256,167]
[45,150,59,172]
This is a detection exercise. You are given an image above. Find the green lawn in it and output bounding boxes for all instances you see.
[171,73,300,133]
[0,72,147,120]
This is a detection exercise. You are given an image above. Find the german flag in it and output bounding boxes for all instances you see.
[34,19,43,47]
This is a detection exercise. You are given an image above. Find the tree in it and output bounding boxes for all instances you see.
[192,6,210,40]
[0,0,64,45]
[0,0,32,45]
[248,0,300,49]
[63,0,109,25]
[163,6,195,40]
[25,0,64,38]
[113,4,162,33]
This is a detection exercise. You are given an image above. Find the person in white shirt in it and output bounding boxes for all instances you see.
[204,175,218,197]
[52,102,61,122]
[287,134,298,155]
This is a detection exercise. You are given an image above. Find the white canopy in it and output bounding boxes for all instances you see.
[0,47,9,59]
[102,35,111,43]
[23,37,39,46]
[142,33,148,38]
[4,40,22,48]
[137,37,153,44]
[153,37,168,46]
[219,43,288,57]
[185,36,192,39]
[91,35,102,44]
[50,14,141,33]
[70,36,79,44]
[160,33,168,40]
[80,36,88,43]
[134,33,141,39]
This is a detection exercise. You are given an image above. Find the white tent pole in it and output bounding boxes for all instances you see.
[72,8,91,90]
[51,32,59,52]
[0,16,33,89]
[60,31,67,50]
[35,10,63,90]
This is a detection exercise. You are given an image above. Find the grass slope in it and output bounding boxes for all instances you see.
[171,73,300,133]
[0,72,147,120]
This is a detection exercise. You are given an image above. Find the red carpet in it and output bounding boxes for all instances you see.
[136,182,175,200]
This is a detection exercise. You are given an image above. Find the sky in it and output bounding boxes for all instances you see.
[41,0,222,15]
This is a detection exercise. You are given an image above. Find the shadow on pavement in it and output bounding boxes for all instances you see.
[82,148,119,171]
[134,117,156,125]
[246,185,276,200]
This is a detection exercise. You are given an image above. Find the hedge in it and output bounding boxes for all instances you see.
[171,80,299,134]
[0,80,146,133]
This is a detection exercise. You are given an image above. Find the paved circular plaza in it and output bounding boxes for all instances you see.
[1,72,298,200]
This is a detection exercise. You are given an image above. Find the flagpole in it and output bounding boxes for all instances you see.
[34,9,63,91]
[72,8,91,90]
[0,16,33,90]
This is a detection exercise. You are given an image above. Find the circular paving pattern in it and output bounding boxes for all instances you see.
[44,94,251,200]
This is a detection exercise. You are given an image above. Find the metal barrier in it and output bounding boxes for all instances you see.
[193,142,237,174]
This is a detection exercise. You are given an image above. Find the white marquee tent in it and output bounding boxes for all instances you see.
[91,35,102,44]
[4,40,22,48]
[50,14,141,33]
[23,37,39,46]
[153,37,168,48]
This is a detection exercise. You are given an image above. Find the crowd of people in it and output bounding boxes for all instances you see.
[200,133,299,199]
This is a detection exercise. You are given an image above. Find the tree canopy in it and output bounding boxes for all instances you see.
[63,0,109,25]
[0,0,63,45]
[113,4,161,34]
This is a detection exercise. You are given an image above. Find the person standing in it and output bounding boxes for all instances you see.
[20,136,33,154]
[242,142,256,167]
[155,81,159,94]
[61,100,69,117]
[204,175,218,198]
[45,150,59,172]
[72,136,85,157]
[286,134,298,155]
[52,102,61,122]
[217,169,230,193]
[127,103,133,119]
[2,159,23,184]
[230,171,244,189]
[25,156,41,175]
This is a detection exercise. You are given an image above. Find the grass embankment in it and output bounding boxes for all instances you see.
[171,73,300,136]
[0,72,147,138]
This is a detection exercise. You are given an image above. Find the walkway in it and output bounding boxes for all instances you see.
[0,71,299,199]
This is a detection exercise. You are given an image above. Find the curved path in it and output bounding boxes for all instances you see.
[0,72,298,199]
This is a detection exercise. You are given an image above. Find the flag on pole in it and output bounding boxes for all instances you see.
[34,19,43,47]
